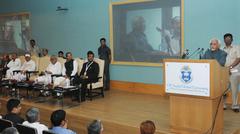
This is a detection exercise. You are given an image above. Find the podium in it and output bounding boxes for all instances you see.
[163,59,229,134]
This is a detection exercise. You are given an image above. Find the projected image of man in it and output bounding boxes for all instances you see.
[124,16,154,62]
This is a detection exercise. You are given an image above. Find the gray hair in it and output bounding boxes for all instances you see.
[87,120,103,134]
[1,127,19,134]
[26,107,40,123]
[209,38,221,46]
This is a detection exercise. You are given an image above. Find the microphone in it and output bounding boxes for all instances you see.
[181,49,189,59]
[198,48,205,59]
[188,48,201,58]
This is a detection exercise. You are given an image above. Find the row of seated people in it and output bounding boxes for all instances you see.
[0,50,104,102]
[0,99,156,134]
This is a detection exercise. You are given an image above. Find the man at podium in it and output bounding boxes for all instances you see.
[223,33,240,112]
[202,38,227,66]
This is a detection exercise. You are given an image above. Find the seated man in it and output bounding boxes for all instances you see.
[41,48,49,57]
[35,55,62,85]
[54,52,78,87]
[0,54,10,78]
[12,53,36,81]
[3,98,24,126]
[6,53,21,79]
[74,51,99,102]
[202,38,227,66]
[87,120,103,134]
[58,51,66,59]
[50,109,76,134]
[23,107,48,134]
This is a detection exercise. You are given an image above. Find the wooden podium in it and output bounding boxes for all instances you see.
[163,59,229,134]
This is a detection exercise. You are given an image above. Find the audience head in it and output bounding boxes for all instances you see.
[50,55,58,64]
[87,51,94,62]
[224,33,233,46]
[1,127,19,134]
[88,120,103,134]
[51,109,68,128]
[209,38,221,51]
[66,52,73,61]
[140,120,156,134]
[42,48,49,56]
[25,107,40,123]
[30,39,36,47]
[100,38,106,46]
[24,53,31,61]
[6,99,21,114]
[58,51,64,58]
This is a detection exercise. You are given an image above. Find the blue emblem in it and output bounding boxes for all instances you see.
[180,66,193,84]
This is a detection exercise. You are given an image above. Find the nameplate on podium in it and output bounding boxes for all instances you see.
[165,62,210,97]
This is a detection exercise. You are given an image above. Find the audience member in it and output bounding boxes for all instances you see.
[3,99,24,126]
[140,120,156,134]
[50,109,76,134]
[1,127,19,134]
[87,120,103,134]
[23,107,48,134]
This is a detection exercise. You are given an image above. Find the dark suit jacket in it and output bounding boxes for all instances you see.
[3,113,24,126]
[80,61,99,82]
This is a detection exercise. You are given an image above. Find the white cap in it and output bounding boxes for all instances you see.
[25,54,31,57]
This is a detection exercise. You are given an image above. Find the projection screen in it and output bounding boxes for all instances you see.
[110,0,183,66]
[0,13,30,55]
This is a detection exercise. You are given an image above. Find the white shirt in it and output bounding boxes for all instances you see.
[7,58,21,71]
[23,121,48,134]
[62,60,78,76]
[21,60,36,71]
[46,61,62,75]
[162,29,180,56]
[223,45,240,69]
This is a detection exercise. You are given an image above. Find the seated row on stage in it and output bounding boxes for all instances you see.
[0,50,105,102]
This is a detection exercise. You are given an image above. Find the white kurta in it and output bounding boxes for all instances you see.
[35,61,62,84]
[54,60,78,87]
[6,58,21,79]
[12,60,36,81]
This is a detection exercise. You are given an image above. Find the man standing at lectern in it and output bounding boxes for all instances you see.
[223,33,240,112]
[202,38,227,66]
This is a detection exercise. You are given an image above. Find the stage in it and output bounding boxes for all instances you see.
[0,90,240,134]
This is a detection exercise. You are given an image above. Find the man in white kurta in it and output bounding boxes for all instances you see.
[35,55,62,85]
[54,52,78,87]
[12,54,36,81]
[6,53,21,79]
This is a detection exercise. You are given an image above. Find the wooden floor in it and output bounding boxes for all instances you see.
[0,90,240,134]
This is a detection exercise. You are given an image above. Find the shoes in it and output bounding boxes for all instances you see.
[232,109,239,113]
[223,104,227,110]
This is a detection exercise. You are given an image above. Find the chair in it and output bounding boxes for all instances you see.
[0,118,13,132]
[16,124,37,134]
[86,58,105,100]
[14,55,40,99]
[43,130,56,134]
